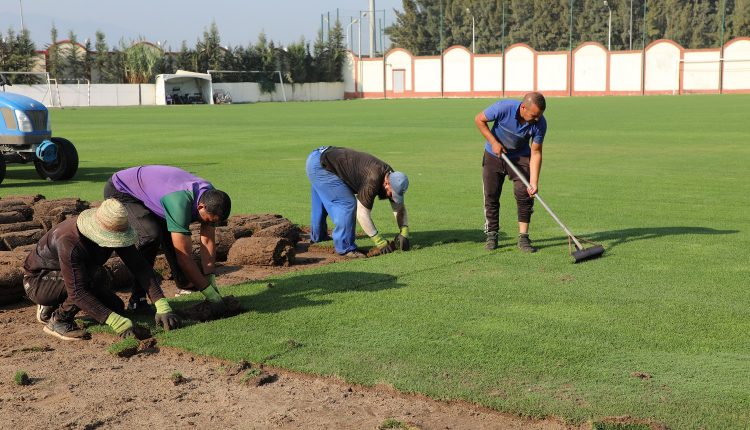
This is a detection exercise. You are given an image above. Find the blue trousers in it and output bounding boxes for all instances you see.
[306,148,358,254]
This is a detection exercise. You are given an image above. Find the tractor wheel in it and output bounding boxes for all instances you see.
[0,156,6,185]
[34,137,79,181]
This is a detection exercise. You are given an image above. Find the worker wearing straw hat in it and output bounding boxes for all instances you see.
[23,199,180,341]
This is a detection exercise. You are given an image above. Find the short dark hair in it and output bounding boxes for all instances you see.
[522,92,546,111]
[199,189,231,221]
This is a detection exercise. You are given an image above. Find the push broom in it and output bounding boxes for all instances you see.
[501,153,605,263]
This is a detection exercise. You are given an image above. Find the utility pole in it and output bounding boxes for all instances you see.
[369,0,375,58]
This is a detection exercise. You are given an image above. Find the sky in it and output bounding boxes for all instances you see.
[0,0,404,54]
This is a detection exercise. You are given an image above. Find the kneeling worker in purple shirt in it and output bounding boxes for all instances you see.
[104,165,231,316]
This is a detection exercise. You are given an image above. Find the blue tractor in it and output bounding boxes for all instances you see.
[0,74,78,185]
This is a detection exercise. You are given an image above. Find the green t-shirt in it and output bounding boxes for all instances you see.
[160,190,196,234]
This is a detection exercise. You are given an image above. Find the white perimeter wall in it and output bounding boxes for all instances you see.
[504,45,535,92]
[386,50,413,92]
[574,44,607,92]
[609,52,642,92]
[5,82,344,106]
[414,58,441,93]
[683,51,721,91]
[537,53,568,92]
[723,39,750,91]
[346,37,750,98]
[444,47,471,93]
[473,56,503,92]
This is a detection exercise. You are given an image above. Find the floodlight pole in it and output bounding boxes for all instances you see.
[719,0,726,94]
[19,0,25,31]
[466,8,475,53]
[629,0,633,50]
[569,0,573,96]
[347,18,359,51]
[604,0,612,51]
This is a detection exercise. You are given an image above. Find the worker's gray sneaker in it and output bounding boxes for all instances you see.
[342,250,367,258]
[36,304,56,324]
[517,233,537,253]
[485,232,499,251]
[42,313,90,341]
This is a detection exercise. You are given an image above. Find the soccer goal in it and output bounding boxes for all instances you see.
[0,71,62,107]
[675,58,750,95]
[207,70,287,102]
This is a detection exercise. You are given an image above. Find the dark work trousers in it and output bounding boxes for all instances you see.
[24,268,124,319]
[104,179,188,297]
[482,151,534,234]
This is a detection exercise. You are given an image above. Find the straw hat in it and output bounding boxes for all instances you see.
[76,199,137,248]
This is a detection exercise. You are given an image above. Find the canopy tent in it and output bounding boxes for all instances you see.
[155,70,214,105]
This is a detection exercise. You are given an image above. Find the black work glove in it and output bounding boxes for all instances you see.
[394,234,411,251]
[367,241,397,257]
[154,312,181,331]
[208,299,229,318]
[119,325,151,340]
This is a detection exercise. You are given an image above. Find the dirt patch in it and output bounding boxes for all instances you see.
[0,239,581,430]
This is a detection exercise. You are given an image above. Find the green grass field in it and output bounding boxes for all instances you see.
[3,95,749,428]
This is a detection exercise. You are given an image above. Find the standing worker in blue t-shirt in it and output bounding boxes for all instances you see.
[474,92,547,252]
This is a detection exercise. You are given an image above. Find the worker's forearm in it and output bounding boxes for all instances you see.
[529,153,542,186]
[176,252,209,290]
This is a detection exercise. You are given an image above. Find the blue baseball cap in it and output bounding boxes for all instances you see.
[389,171,409,204]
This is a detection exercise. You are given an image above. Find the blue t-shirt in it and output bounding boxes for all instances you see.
[483,99,547,158]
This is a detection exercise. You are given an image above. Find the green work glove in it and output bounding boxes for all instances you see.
[395,226,410,251]
[154,298,181,331]
[106,312,150,339]
[207,273,220,295]
[200,282,228,317]
[371,233,389,249]
[367,240,397,257]
[399,226,409,238]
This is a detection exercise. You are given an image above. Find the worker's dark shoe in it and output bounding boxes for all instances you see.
[126,296,154,315]
[36,304,56,324]
[43,312,89,341]
[517,233,537,253]
[485,232,499,251]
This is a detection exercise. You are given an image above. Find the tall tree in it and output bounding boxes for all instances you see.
[508,0,535,46]
[729,0,750,39]
[175,41,194,71]
[46,25,63,80]
[195,21,223,74]
[0,28,38,83]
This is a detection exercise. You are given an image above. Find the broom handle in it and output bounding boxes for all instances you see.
[500,153,584,250]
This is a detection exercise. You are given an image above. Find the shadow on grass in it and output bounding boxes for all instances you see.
[400,229,486,249]
[395,226,738,253]
[241,271,404,314]
[532,226,739,250]
[3,162,218,188]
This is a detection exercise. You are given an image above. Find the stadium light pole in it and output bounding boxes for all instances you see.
[604,0,612,51]
[19,0,25,31]
[347,19,359,51]
[466,8,475,53]
[629,0,633,50]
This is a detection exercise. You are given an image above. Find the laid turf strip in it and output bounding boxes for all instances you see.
[3,95,748,428]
